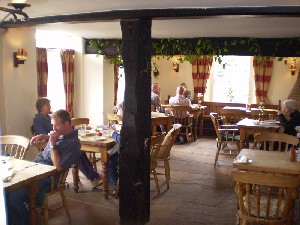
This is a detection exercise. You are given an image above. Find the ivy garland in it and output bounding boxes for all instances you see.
[89,38,300,70]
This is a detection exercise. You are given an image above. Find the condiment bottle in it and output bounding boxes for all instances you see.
[290,147,296,162]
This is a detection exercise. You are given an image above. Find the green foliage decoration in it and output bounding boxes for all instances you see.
[89,38,300,68]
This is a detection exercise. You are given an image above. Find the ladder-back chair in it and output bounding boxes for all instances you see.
[150,133,165,195]
[232,171,300,225]
[254,132,299,151]
[169,105,193,144]
[210,113,240,166]
[0,135,30,159]
[156,124,181,189]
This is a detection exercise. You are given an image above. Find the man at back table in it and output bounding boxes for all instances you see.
[151,83,161,112]
[278,99,300,136]
[169,86,192,107]
[6,109,81,225]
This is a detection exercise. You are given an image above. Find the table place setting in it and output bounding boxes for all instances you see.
[0,156,15,182]
[233,155,253,164]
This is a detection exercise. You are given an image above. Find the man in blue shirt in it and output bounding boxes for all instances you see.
[32,98,102,189]
[6,110,81,225]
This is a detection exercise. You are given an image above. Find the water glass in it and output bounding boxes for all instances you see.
[268,114,274,120]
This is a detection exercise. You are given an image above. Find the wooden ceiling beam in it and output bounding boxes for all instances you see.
[1,6,300,28]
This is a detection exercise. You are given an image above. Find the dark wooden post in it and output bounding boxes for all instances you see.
[119,19,152,225]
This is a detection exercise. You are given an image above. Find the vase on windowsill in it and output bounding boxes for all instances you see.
[197,93,204,107]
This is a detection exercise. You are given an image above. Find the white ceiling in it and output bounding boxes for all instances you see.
[2,0,300,38]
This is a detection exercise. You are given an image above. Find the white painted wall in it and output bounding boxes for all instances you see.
[1,28,38,137]
[268,57,300,104]
[83,55,114,127]
[152,56,193,102]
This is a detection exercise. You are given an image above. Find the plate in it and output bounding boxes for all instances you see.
[92,136,106,141]
[1,169,14,182]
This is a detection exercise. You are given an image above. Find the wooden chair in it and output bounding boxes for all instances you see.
[156,124,181,190]
[254,132,299,152]
[71,118,99,170]
[232,171,300,225]
[251,109,278,121]
[35,140,48,153]
[0,135,30,159]
[107,113,122,124]
[169,105,193,144]
[210,113,240,166]
[38,169,71,225]
[219,108,247,125]
[150,133,165,195]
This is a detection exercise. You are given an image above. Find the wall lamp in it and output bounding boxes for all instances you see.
[13,48,27,67]
[173,63,179,72]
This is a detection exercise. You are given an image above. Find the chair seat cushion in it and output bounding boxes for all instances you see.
[243,194,285,218]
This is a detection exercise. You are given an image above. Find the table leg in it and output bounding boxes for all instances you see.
[239,128,246,149]
[27,181,39,225]
[71,163,79,193]
[102,160,109,199]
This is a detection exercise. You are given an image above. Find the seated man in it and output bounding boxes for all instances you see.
[151,83,162,112]
[6,110,81,225]
[169,86,192,107]
[181,83,192,100]
[279,99,300,136]
[33,98,102,189]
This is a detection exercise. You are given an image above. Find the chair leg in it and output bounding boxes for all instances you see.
[164,161,170,189]
[186,128,190,145]
[214,142,222,166]
[44,195,49,225]
[152,170,160,194]
[60,190,72,225]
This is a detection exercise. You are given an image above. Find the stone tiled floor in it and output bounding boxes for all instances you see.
[47,137,299,225]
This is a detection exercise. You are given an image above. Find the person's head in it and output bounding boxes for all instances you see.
[152,83,160,95]
[176,86,185,96]
[181,83,187,89]
[36,98,51,115]
[52,110,72,135]
[282,99,299,116]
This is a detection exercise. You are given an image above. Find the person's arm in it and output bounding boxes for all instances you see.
[112,131,121,145]
[49,130,62,171]
[30,134,50,146]
[50,146,62,171]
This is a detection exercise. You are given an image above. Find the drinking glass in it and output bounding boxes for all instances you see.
[268,114,274,120]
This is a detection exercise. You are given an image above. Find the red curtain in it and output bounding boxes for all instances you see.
[253,57,273,104]
[61,49,75,117]
[192,56,213,100]
[36,48,48,97]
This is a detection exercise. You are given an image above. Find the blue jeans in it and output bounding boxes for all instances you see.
[5,177,52,225]
[78,151,100,181]
[108,153,119,185]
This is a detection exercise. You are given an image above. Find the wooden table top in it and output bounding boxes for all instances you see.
[2,157,56,192]
[236,118,281,128]
[79,135,116,147]
[233,149,300,175]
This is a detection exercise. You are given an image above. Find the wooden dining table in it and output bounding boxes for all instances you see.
[75,135,116,199]
[233,149,300,175]
[2,157,56,225]
[236,118,282,148]
[151,113,173,134]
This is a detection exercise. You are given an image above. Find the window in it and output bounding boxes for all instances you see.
[117,67,125,103]
[46,50,66,112]
[208,56,254,103]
